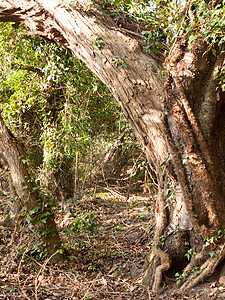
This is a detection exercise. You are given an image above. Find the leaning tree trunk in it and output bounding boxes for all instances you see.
[0,0,225,291]
[0,112,64,263]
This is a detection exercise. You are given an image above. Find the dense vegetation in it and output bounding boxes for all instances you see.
[0,20,157,300]
[106,0,225,87]
[0,22,151,257]
[0,22,125,190]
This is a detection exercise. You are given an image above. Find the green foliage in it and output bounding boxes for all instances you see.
[185,248,196,261]
[203,229,225,250]
[175,272,182,285]
[19,204,51,259]
[191,266,199,275]
[91,37,104,49]
[142,30,164,53]
[0,22,129,181]
[202,2,225,51]
[62,210,99,250]
[214,64,225,92]
[0,22,148,261]
[175,270,188,284]
[69,211,98,234]
[209,251,215,258]
[104,0,225,88]
[112,58,128,68]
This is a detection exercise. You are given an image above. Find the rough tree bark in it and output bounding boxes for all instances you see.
[0,0,224,291]
[0,111,64,263]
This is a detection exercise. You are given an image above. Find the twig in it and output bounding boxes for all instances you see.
[24,254,44,268]
[98,186,126,199]
[147,287,152,300]
[134,232,147,246]
[17,247,32,300]
[34,251,60,300]
[126,175,132,200]
[147,169,158,188]
[8,221,19,246]
[122,224,143,238]
[81,272,101,300]
[81,157,92,193]
[74,152,79,198]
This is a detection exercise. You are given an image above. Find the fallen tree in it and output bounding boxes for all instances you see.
[0,0,225,291]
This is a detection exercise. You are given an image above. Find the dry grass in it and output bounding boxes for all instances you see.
[0,195,153,299]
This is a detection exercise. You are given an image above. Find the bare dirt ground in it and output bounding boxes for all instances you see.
[0,194,224,299]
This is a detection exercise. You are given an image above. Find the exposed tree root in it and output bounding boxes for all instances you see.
[141,170,171,292]
[180,245,225,291]
[142,247,171,292]
[143,243,225,293]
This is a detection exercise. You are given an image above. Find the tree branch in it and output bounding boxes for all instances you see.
[11,62,44,76]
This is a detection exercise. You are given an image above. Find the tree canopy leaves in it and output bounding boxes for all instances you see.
[0,23,128,175]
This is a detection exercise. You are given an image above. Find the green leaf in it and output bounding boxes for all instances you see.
[189,35,198,43]
[212,49,216,56]
[2,286,16,291]
[114,0,122,6]
[209,251,215,258]
[29,206,40,215]
[141,30,150,36]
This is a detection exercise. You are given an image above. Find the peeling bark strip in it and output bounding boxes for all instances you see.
[0,0,167,168]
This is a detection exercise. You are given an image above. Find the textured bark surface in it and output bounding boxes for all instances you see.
[161,36,225,290]
[165,38,225,236]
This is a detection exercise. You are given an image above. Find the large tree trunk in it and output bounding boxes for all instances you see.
[160,37,225,290]
[0,0,225,291]
[143,38,225,291]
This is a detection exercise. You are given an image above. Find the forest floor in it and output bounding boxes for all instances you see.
[0,193,224,299]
